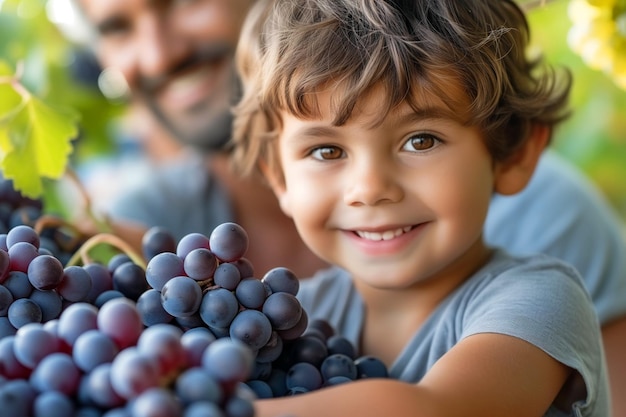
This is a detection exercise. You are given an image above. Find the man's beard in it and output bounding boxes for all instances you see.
[137,42,242,153]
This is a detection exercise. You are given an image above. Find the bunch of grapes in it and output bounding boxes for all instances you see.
[0,220,389,416]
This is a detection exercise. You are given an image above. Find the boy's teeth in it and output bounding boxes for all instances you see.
[357,226,412,241]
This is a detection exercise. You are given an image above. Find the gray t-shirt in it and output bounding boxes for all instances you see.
[297,249,610,417]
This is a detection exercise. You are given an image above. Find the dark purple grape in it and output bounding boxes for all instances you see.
[354,355,389,379]
[209,222,248,262]
[326,334,356,359]
[8,242,39,273]
[199,287,239,328]
[262,267,299,296]
[229,309,273,350]
[136,288,174,326]
[57,266,92,302]
[111,261,149,301]
[8,298,42,328]
[27,254,64,291]
[320,353,357,382]
[160,276,203,318]
[286,362,322,392]
[145,251,185,291]
[29,289,63,322]
[6,225,40,249]
[262,292,302,331]
[142,226,177,261]
[235,277,267,310]
[175,367,223,405]
[213,262,241,290]
[176,233,210,260]
[183,248,218,281]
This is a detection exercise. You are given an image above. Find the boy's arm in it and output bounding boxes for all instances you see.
[255,333,570,417]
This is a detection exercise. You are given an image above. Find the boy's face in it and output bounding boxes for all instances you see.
[269,86,499,289]
[78,0,254,150]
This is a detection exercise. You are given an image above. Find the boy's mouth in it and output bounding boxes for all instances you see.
[355,226,414,241]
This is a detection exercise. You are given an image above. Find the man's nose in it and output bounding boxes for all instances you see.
[135,14,187,79]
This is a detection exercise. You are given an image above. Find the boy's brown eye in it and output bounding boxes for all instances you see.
[312,146,343,160]
[404,134,439,152]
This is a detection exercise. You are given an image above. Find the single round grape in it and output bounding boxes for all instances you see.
[286,362,323,392]
[209,222,249,262]
[262,267,299,296]
[110,347,160,400]
[213,262,241,290]
[184,248,218,281]
[142,226,177,261]
[175,367,224,405]
[73,329,119,372]
[354,355,389,379]
[8,298,42,328]
[326,334,356,359]
[0,379,37,416]
[111,261,149,301]
[57,266,92,302]
[29,289,63,322]
[246,379,274,399]
[30,352,81,395]
[8,242,39,273]
[6,224,40,249]
[180,327,216,368]
[202,338,254,383]
[97,298,143,350]
[161,276,203,318]
[57,302,99,347]
[176,232,210,260]
[33,390,75,417]
[27,254,64,291]
[136,288,174,326]
[320,353,357,382]
[137,324,185,377]
[262,292,302,331]
[229,309,273,351]
[3,270,33,299]
[13,322,59,369]
[145,251,185,291]
[235,277,267,310]
[255,331,283,363]
[288,334,328,368]
[84,363,125,409]
[199,287,239,328]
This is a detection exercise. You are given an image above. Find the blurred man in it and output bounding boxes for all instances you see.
[74,1,626,414]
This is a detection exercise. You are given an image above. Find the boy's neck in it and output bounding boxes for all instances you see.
[356,243,494,366]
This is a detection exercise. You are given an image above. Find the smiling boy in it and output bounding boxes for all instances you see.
[231,0,609,416]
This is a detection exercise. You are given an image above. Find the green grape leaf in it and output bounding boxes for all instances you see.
[0,91,79,199]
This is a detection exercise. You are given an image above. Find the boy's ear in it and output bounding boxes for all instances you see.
[494,124,549,195]
[259,161,293,218]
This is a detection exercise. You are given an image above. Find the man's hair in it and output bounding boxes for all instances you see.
[231,0,571,178]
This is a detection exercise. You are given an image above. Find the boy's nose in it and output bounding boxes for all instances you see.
[343,160,404,207]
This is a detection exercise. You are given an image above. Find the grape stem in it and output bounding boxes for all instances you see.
[34,214,87,252]
[66,233,147,270]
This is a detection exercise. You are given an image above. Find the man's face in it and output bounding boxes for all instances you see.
[78,0,254,151]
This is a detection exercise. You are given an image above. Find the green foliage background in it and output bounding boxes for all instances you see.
[0,0,625,222]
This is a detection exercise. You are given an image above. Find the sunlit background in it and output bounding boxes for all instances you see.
[1,0,625,222]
